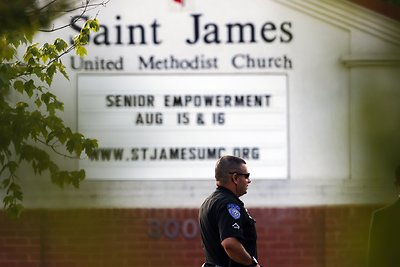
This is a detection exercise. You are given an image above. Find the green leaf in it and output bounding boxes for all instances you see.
[1,178,11,189]
[89,19,100,32]
[79,35,89,44]
[23,44,39,63]
[9,182,22,195]
[34,97,42,108]
[3,195,14,206]
[41,92,51,105]
[80,27,90,37]
[24,80,35,97]
[1,45,16,61]
[54,38,68,52]
[54,99,64,111]
[76,46,87,57]
[15,101,28,110]
[42,54,49,63]
[46,63,57,85]
[5,203,24,219]
[71,169,86,188]
[47,63,56,77]
[13,80,24,93]
[57,60,69,80]
[6,161,18,174]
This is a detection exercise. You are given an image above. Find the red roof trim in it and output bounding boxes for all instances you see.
[348,0,400,21]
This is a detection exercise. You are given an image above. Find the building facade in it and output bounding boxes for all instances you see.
[1,0,400,266]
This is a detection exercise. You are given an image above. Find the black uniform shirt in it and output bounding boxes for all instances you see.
[199,186,257,267]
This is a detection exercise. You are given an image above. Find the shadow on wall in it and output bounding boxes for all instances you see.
[354,66,400,202]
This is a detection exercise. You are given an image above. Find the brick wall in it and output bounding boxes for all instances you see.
[0,205,379,267]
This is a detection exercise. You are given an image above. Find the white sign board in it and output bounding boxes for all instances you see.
[78,74,288,179]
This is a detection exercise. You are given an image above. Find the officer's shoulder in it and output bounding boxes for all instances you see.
[214,191,239,206]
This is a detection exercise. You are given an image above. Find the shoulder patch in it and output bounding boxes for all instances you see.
[227,203,241,219]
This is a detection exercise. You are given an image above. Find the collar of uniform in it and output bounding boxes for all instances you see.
[216,186,244,205]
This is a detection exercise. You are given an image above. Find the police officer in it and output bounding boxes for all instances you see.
[199,155,263,267]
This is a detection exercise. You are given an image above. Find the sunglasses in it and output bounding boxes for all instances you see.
[229,172,250,179]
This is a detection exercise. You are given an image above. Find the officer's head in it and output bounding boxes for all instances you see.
[215,155,251,196]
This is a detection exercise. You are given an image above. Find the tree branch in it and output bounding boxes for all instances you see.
[37,0,60,12]
[38,0,109,32]
[36,138,79,159]
[39,0,90,32]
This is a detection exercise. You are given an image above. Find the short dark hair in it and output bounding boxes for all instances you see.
[395,165,400,186]
[215,155,246,183]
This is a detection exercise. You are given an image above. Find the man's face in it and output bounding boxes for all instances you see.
[235,164,251,196]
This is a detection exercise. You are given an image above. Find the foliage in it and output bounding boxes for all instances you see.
[0,0,101,218]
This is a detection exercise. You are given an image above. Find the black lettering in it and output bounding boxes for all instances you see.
[189,147,196,159]
[235,95,245,106]
[260,22,277,42]
[280,22,293,43]
[224,96,232,106]
[150,20,162,45]
[173,96,183,107]
[226,23,256,43]
[139,55,153,69]
[177,112,190,124]
[186,14,294,45]
[128,24,146,45]
[135,112,162,125]
[186,14,202,44]
[159,149,167,160]
[169,148,179,159]
[233,147,260,160]
[93,25,111,45]
[71,15,162,46]
[203,23,220,44]
[106,95,114,107]
[70,56,82,70]
[204,96,213,106]
[115,15,122,45]
[131,148,139,160]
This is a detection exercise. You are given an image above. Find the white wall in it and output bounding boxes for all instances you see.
[11,0,400,208]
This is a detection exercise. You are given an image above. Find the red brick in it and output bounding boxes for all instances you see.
[0,206,377,267]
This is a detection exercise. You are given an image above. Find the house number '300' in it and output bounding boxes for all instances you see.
[147,218,199,240]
